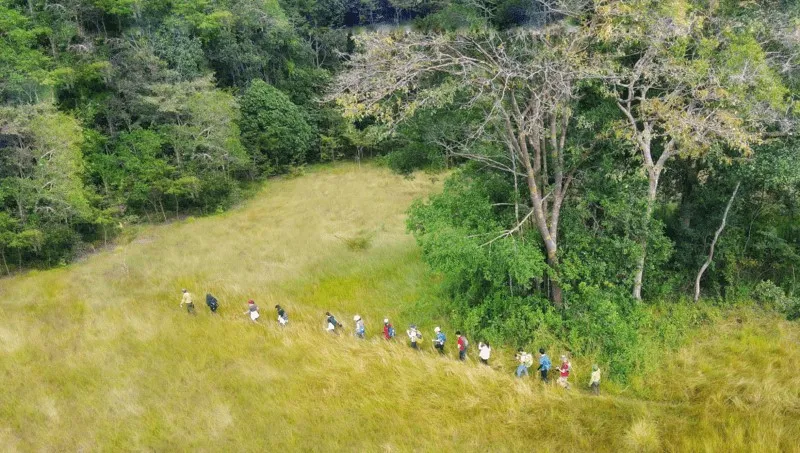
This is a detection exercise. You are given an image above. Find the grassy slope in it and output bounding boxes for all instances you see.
[1,164,798,452]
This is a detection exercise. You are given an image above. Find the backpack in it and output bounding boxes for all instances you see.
[206,294,218,312]
[523,353,533,367]
[388,325,396,338]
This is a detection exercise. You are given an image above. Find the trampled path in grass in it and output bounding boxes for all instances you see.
[1,164,799,451]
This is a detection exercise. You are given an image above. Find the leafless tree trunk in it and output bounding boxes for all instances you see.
[694,181,741,302]
[1,249,9,275]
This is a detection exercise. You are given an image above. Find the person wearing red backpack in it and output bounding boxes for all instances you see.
[456,331,468,361]
[383,319,396,340]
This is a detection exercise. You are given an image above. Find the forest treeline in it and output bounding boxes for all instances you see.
[1,0,799,374]
[0,0,440,269]
[328,0,800,375]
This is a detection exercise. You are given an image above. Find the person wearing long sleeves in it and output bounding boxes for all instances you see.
[180,289,195,315]
[537,348,551,383]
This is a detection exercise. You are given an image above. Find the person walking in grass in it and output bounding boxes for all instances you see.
[354,315,366,339]
[180,289,195,315]
[244,300,260,322]
[326,312,342,333]
[515,348,533,377]
[275,305,288,327]
[432,327,446,354]
[589,364,601,395]
[537,348,551,383]
[478,341,491,365]
[456,331,468,361]
[407,325,422,349]
[205,293,219,313]
[556,355,571,389]
[383,319,395,340]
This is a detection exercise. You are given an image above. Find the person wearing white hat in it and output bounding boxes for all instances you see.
[407,325,422,349]
[354,315,366,339]
[383,318,395,340]
[432,326,446,354]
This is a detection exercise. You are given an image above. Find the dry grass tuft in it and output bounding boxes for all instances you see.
[624,419,660,452]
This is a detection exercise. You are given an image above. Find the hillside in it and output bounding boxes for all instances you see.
[1,164,799,452]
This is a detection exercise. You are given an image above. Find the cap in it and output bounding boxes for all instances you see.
[384,318,389,324]
[248,300,255,304]
[434,327,441,333]
[353,315,361,321]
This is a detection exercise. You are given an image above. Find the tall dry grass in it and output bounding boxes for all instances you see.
[0,163,798,451]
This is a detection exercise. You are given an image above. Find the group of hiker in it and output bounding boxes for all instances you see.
[179,289,602,393]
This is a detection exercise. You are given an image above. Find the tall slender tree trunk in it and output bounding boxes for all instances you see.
[547,252,563,306]
[694,182,740,302]
[633,173,659,300]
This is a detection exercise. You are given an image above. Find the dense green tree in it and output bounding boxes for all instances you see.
[240,79,315,172]
[0,2,55,104]
[598,0,790,299]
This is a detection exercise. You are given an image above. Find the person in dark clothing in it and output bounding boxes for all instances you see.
[537,348,551,383]
[205,294,219,313]
[275,305,288,326]
[326,312,342,333]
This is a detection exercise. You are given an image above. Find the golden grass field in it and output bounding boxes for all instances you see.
[1,163,799,452]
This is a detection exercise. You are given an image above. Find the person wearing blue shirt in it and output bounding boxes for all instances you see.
[537,348,551,383]
[433,326,446,354]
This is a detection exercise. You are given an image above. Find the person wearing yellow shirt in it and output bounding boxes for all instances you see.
[180,289,195,315]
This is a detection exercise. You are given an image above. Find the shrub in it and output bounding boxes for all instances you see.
[754,280,800,320]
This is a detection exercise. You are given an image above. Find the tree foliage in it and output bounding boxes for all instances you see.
[240,79,315,171]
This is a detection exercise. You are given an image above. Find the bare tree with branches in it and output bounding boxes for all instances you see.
[330,24,594,306]
[600,2,787,299]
